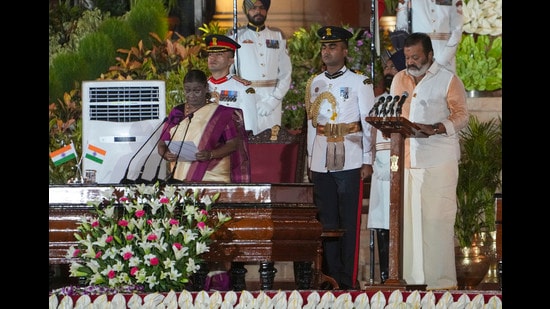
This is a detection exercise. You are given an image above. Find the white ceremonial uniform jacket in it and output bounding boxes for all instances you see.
[208,74,260,135]
[228,26,292,132]
[396,0,463,72]
[306,67,375,172]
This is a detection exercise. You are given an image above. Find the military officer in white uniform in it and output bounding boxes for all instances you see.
[205,34,260,135]
[227,0,292,132]
[306,26,375,289]
[395,0,463,72]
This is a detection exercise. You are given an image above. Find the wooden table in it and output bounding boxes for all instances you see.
[49,183,323,290]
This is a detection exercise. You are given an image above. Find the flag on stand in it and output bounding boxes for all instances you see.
[84,144,107,164]
[50,143,77,166]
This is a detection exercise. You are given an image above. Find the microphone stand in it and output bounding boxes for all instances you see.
[120,117,168,184]
[165,113,194,184]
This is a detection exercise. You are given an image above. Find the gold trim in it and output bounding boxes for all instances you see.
[390,155,399,172]
[249,80,278,87]
[428,32,451,40]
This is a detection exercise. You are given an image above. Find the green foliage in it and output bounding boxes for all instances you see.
[455,115,502,247]
[98,18,139,53]
[77,32,117,79]
[125,0,169,49]
[49,90,83,184]
[456,34,502,91]
[49,52,88,102]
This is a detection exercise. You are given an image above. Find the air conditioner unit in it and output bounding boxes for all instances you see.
[82,80,167,184]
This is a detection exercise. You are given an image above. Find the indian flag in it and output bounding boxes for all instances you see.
[84,144,107,164]
[50,143,77,166]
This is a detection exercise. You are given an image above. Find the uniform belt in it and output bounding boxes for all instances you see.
[428,32,451,40]
[249,79,278,87]
[316,122,362,137]
[375,142,391,151]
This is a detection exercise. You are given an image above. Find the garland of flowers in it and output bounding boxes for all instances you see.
[65,182,231,293]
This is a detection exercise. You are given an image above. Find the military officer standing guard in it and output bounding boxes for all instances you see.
[205,34,260,135]
[227,0,292,132]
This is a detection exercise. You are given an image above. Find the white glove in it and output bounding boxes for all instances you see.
[257,103,273,116]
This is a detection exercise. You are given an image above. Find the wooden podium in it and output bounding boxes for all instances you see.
[364,116,427,291]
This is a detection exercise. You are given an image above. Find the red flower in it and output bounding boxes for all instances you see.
[169,218,179,225]
[147,234,157,241]
[160,197,169,204]
[108,269,116,279]
[123,252,133,260]
[130,267,139,276]
[135,210,145,218]
[197,222,206,230]
[118,219,128,227]
[173,243,182,250]
[150,257,159,266]
[91,220,99,228]
[126,234,134,241]
[95,251,102,259]
[106,235,113,243]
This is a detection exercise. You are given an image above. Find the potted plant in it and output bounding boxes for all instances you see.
[454,115,502,288]
[455,115,502,247]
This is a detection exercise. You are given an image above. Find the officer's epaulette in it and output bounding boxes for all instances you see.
[266,26,286,38]
[233,75,252,86]
[363,77,373,85]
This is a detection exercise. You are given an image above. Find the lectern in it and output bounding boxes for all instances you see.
[364,116,427,290]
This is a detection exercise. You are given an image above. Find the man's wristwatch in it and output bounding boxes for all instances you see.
[432,123,440,134]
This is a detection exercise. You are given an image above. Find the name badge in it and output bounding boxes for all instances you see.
[266,39,279,49]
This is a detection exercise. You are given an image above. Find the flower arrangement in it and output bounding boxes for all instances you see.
[456,0,502,91]
[65,182,231,293]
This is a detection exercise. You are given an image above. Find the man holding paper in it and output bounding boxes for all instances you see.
[157,69,251,183]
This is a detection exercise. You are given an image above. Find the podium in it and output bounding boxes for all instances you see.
[364,116,427,290]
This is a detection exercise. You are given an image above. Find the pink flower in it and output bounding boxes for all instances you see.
[91,221,99,228]
[120,197,128,202]
[73,249,80,257]
[96,251,102,259]
[135,210,145,218]
[123,252,133,260]
[108,269,116,279]
[130,267,139,276]
[160,197,169,204]
[169,218,179,225]
[118,219,128,227]
[147,219,153,225]
[200,209,208,215]
[173,243,182,250]
[197,222,206,230]
[147,234,157,241]
[126,234,134,241]
[150,257,159,266]
[106,235,113,243]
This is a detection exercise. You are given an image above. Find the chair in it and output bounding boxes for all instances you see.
[247,125,307,183]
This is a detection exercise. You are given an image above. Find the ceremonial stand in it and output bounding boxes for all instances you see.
[364,116,427,291]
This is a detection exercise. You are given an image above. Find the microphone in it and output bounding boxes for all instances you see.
[386,95,400,117]
[395,91,409,117]
[151,112,189,183]
[165,113,194,184]
[378,95,392,117]
[120,117,168,184]
[369,96,386,116]
[134,117,175,184]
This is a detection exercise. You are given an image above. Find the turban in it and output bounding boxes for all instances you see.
[243,0,271,14]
